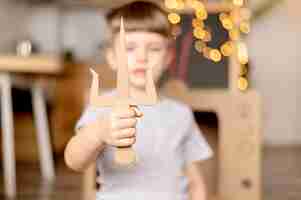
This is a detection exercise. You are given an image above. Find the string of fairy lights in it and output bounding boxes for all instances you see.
[165,0,251,91]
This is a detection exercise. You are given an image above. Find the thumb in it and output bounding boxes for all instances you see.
[130,105,143,118]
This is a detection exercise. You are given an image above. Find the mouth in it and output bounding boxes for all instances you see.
[132,68,146,76]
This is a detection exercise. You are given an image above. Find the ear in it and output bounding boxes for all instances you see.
[105,47,117,71]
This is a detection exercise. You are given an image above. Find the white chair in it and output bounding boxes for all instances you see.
[0,72,56,198]
[0,55,61,198]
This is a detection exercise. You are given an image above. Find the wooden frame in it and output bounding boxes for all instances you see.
[81,2,262,200]
[162,80,262,200]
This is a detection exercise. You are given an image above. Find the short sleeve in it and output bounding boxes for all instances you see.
[75,106,111,131]
[183,110,214,164]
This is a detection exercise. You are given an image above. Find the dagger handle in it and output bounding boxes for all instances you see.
[113,103,137,166]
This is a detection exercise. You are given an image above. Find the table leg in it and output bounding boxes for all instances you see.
[31,82,55,182]
[0,73,16,198]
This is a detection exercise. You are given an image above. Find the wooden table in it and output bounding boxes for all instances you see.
[0,55,62,198]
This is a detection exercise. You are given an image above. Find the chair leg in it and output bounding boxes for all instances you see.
[0,73,16,198]
[31,82,55,182]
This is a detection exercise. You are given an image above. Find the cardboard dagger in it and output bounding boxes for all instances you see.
[89,17,158,166]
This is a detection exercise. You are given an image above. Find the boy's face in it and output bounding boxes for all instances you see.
[106,31,172,89]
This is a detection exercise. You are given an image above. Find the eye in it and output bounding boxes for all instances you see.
[126,46,136,52]
[149,46,163,52]
[126,42,136,52]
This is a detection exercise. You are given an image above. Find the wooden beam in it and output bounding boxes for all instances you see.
[177,2,233,14]
[83,0,233,13]
[0,55,62,74]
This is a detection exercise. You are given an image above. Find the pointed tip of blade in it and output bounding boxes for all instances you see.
[117,16,130,98]
[119,16,126,50]
[120,16,124,33]
[89,67,98,76]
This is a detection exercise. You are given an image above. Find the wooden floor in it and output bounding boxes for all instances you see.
[0,147,299,200]
[0,113,300,200]
[0,158,81,200]
[263,146,301,200]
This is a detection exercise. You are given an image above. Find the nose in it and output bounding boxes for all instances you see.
[136,47,147,64]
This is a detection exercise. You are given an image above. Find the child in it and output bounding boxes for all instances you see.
[64,1,213,200]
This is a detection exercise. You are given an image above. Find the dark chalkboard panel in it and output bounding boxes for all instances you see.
[170,14,229,89]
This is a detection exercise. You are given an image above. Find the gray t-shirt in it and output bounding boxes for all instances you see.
[76,93,213,200]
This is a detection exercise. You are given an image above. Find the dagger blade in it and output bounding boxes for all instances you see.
[116,17,130,99]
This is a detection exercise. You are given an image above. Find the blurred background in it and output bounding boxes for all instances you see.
[0,0,299,200]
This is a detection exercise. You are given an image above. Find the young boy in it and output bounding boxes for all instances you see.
[64,1,213,200]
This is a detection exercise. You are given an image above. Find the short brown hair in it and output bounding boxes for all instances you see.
[106,1,171,38]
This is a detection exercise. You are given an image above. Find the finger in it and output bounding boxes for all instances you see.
[115,138,136,147]
[114,128,136,139]
[112,118,137,130]
[112,107,136,119]
[130,105,143,118]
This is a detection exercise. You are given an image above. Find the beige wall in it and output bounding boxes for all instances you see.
[248,1,299,145]
[0,0,299,145]
[0,1,29,53]
[0,1,106,60]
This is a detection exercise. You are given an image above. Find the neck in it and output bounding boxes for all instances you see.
[129,86,163,101]
[129,86,147,99]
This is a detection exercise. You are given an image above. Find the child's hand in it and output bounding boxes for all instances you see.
[101,106,143,147]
